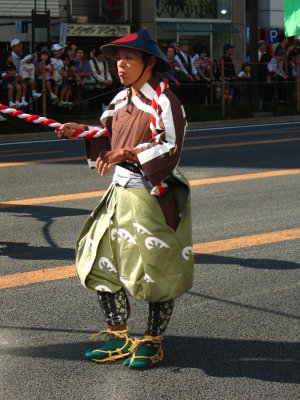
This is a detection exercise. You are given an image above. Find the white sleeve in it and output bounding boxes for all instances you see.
[174,54,188,75]
[89,59,103,82]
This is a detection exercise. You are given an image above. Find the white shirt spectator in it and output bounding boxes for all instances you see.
[12,51,21,70]
[51,57,64,74]
[89,58,112,83]
[19,59,35,80]
[51,57,64,85]
[267,57,286,78]
[174,51,197,76]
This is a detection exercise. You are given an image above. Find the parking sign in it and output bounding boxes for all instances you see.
[266,28,280,44]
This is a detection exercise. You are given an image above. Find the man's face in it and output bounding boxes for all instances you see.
[200,51,208,59]
[14,42,23,54]
[116,48,144,85]
[174,43,180,53]
[76,50,84,60]
[71,44,77,56]
[259,43,266,53]
[54,49,63,58]
[167,47,175,59]
[97,53,105,62]
[181,43,189,53]
[227,47,233,56]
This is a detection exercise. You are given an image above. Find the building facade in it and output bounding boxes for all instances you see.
[3,1,292,69]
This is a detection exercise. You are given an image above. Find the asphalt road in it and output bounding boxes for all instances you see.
[1,121,300,400]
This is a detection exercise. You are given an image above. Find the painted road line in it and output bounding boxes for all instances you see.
[0,150,64,158]
[1,169,300,209]
[0,228,299,289]
[0,190,106,208]
[193,228,300,254]
[1,137,300,168]
[0,265,77,289]
[0,155,84,167]
[188,168,300,186]
[184,137,300,151]
[185,128,300,141]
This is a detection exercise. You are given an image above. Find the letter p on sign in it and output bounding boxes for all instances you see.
[266,28,280,44]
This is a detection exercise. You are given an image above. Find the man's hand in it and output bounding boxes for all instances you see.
[57,122,86,139]
[95,148,138,176]
[95,157,116,176]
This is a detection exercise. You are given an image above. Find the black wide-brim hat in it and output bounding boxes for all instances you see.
[101,29,171,72]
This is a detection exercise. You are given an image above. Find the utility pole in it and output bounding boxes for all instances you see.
[249,0,259,110]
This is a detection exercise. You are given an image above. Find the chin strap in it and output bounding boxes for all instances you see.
[126,55,150,112]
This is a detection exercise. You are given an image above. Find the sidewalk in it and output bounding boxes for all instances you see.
[0,114,300,143]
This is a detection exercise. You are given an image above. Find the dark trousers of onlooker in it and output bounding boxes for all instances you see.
[274,78,288,103]
[196,81,209,105]
[238,80,252,103]
[260,81,273,106]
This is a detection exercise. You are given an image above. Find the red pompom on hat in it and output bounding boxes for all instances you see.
[101,29,171,72]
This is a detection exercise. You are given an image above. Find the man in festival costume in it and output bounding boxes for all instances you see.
[58,29,194,369]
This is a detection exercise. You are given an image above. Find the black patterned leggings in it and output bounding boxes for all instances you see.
[97,288,174,336]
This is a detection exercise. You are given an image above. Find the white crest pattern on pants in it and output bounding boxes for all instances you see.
[111,228,136,245]
[98,257,117,273]
[145,236,170,250]
[182,246,193,261]
[95,284,112,293]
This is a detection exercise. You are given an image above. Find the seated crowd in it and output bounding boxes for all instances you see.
[1,34,300,112]
[0,39,118,111]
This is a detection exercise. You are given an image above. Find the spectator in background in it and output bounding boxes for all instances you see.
[89,48,113,87]
[220,43,236,102]
[221,43,236,79]
[75,47,92,85]
[259,52,273,107]
[58,54,72,107]
[89,47,96,60]
[162,45,180,86]
[32,43,50,67]
[65,43,78,61]
[170,41,180,55]
[89,48,113,110]
[174,39,199,82]
[196,46,212,104]
[19,54,41,101]
[10,38,23,70]
[0,51,22,108]
[268,49,288,102]
[63,60,78,109]
[258,40,267,61]
[238,62,252,102]
[191,42,202,67]
[274,32,294,58]
[74,47,93,107]
[36,50,56,102]
[287,49,300,102]
[51,43,64,99]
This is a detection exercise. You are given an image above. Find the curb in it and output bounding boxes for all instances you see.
[187,114,300,130]
[0,115,300,143]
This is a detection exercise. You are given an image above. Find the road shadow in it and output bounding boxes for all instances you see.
[0,241,75,261]
[194,254,300,270]
[3,336,299,383]
[0,204,90,260]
